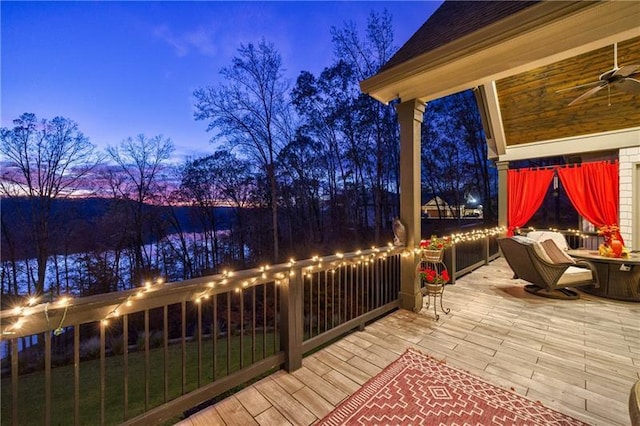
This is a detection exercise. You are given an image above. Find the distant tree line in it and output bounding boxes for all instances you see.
[0,11,496,300]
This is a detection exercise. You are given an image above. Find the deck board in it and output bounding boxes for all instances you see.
[177,257,640,426]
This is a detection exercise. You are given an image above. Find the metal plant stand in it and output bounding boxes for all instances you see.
[416,250,450,321]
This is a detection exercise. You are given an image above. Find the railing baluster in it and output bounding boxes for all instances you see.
[74,326,80,426]
[181,300,186,395]
[213,295,217,380]
[350,265,354,320]
[163,306,168,403]
[11,338,17,426]
[251,286,256,363]
[123,314,129,420]
[341,265,346,324]
[324,270,328,333]
[273,281,278,355]
[226,292,231,376]
[331,270,335,329]
[358,263,362,315]
[363,263,368,314]
[317,272,321,336]
[366,261,370,311]
[384,254,389,303]
[197,300,202,388]
[144,309,150,410]
[308,273,313,337]
[377,258,381,307]
[100,322,106,425]
[45,331,51,426]
[262,284,267,359]
[239,289,244,369]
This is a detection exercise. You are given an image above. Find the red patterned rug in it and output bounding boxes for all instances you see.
[319,348,588,425]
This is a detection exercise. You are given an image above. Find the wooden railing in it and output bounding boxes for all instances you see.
[0,232,500,425]
[444,231,501,284]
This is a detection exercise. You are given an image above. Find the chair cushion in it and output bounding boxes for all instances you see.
[527,231,569,251]
[558,266,593,285]
[541,239,576,265]
[513,236,554,264]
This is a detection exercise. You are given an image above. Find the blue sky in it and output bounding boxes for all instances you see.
[2,1,441,161]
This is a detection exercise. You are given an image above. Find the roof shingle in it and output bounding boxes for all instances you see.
[381,1,540,72]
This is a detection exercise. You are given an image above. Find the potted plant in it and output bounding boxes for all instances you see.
[419,235,452,262]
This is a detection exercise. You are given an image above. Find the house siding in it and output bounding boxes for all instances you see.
[619,146,639,250]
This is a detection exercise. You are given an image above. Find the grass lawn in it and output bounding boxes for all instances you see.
[1,332,278,425]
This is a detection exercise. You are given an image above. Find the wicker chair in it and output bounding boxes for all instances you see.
[631,380,640,426]
[497,237,598,299]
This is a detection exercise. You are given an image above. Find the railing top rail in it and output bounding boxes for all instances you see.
[1,245,406,339]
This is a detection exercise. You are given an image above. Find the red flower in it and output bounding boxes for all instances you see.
[419,267,449,285]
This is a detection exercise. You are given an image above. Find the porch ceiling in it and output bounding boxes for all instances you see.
[496,36,640,148]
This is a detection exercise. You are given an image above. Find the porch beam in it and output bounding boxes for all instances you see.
[396,99,424,312]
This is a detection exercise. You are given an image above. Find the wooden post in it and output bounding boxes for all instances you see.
[280,270,303,372]
[497,161,509,233]
[396,99,425,312]
[484,235,490,265]
[449,247,457,284]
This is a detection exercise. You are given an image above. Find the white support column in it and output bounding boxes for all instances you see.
[396,99,425,312]
[619,146,639,250]
[497,161,509,232]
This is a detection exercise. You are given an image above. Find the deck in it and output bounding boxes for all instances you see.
[178,257,640,426]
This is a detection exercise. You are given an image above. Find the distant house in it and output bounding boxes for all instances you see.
[422,196,464,219]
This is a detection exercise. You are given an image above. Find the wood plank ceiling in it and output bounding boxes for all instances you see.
[496,36,640,146]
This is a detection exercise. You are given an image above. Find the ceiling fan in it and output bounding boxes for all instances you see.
[557,43,640,106]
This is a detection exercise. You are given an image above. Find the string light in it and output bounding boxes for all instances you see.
[518,226,593,241]
[447,226,505,245]
[2,245,410,336]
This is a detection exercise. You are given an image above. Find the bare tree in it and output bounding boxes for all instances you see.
[106,134,174,284]
[180,149,256,268]
[0,113,102,295]
[330,10,399,241]
[194,39,290,262]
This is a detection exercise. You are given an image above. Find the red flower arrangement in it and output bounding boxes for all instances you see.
[598,225,628,258]
[419,268,450,285]
[419,235,452,251]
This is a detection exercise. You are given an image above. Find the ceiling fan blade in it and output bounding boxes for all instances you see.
[612,64,640,78]
[556,81,600,93]
[568,83,607,106]
[614,78,640,95]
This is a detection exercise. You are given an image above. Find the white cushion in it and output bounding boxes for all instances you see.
[540,239,575,264]
[558,266,593,285]
[512,235,554,264]
[527,231,569,251]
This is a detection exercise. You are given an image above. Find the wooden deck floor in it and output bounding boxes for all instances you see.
[177,257,640,426]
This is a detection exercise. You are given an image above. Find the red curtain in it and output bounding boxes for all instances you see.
[507,168,554,235]
[557,161,623,244]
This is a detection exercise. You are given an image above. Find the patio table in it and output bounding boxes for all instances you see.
[567,249,640,301]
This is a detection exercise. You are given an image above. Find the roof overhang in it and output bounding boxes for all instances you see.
[361,1,640,105]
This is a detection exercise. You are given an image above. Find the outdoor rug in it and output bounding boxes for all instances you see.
[318,348,588,425]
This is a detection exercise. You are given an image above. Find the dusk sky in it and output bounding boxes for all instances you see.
[2,1,441,161]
